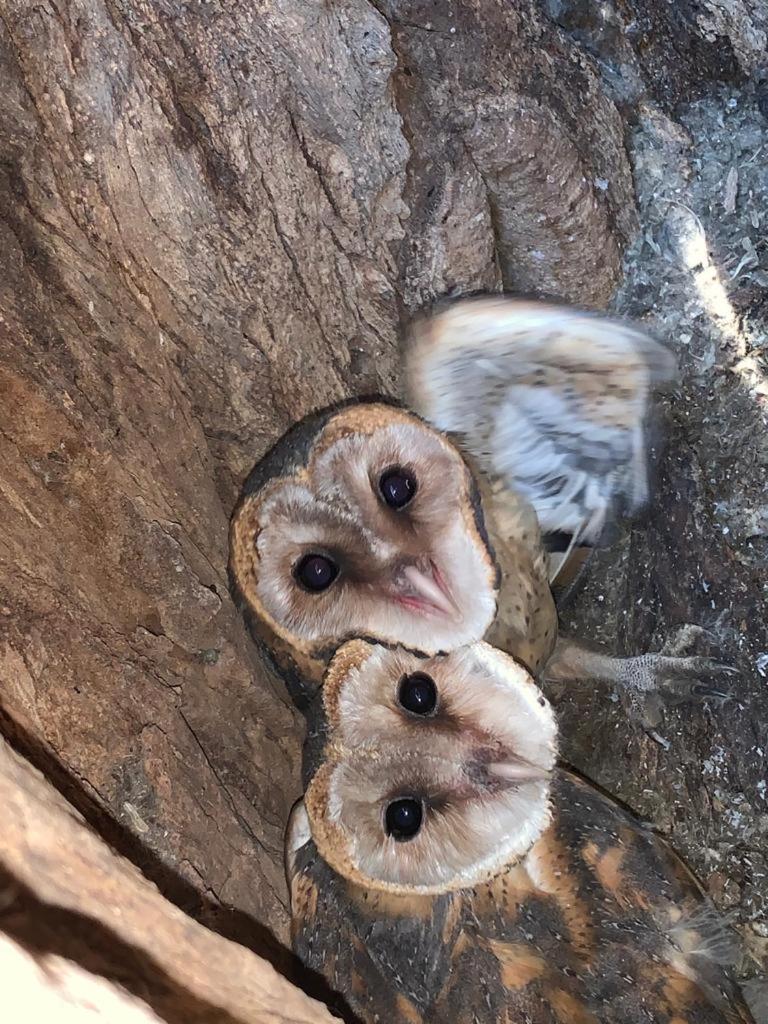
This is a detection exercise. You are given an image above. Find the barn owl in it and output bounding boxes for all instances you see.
[286,639,755,1024]
[229,296,735,721]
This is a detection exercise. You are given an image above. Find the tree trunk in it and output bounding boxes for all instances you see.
[0,735,335,1023]
[1,0,766,999]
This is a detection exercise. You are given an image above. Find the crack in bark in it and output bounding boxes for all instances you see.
[287,110,345,224]
[178,710,288,915]
[461,139,505,288]
[0,860,247,1024]
[257,169,349,392]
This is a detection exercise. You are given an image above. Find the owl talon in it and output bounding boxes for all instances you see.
[659,623,723,658]
[545,636,739,728]
[644,656,738,701]
[622,652,740,734]
[689,681,734,700]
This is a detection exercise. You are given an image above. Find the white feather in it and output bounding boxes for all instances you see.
[405,297,677,545]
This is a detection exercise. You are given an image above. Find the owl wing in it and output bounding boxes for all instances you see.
[404,296,677,563]
[549,771,755,1024]
[287,823,572,1024]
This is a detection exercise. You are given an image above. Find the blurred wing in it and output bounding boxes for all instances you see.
[404,296,677,550]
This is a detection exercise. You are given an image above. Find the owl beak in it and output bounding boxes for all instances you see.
[395,562,463,622]
[485,758,550,785]
[460,751,550,798]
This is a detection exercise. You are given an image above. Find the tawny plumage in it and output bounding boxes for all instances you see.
[286,640,754,1024]
[229,296,736,725]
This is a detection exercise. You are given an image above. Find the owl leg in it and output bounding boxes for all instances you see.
[544,626,738,739]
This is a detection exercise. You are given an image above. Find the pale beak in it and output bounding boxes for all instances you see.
[397,562,464,622]
[486,759,551,784]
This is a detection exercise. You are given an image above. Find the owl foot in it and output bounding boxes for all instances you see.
[619,625,738,740]
[546,627,739,740]
[621,655,738,741]
[631,624,738,697]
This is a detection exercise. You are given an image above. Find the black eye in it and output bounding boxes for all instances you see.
[385,798,424,841]
[294,553,339,593]
[398,672,437,716]
[379,467,417,509]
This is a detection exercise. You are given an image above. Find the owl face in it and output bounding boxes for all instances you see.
[297,640,557,895]
[230,405,498,685]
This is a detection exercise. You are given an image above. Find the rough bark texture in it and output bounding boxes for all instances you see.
[0,736,335,1023]
[0,0,765,1003]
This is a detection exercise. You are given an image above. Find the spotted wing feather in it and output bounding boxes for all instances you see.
[405,296,676,547]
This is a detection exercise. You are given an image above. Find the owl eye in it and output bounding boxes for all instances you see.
[384,797,424,842]
[294,553,339,593]
[398,672,437,716]
[378,467,417,509]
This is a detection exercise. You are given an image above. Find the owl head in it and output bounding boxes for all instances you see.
[229,402,499,699]
[289,640,557,894]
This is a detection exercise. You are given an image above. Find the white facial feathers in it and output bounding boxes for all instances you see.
[305,641,558,893]
[250,416,497,653]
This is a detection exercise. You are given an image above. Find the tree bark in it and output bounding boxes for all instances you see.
[0,735,335,1023]
[0,0,766,996]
